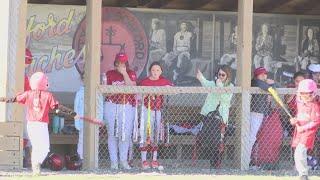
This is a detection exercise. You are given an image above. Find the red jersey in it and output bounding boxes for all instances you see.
[292,99,320,149]
[139,76,173,110]
[24,76,31,91]
[16,90,59,123]
[105,69,137,105]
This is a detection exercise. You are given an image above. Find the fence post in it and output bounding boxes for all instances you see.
[236,0,253,170]
[84,0,102,170]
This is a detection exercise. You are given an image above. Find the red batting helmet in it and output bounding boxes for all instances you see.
[65,154,82,170]
[46,153,65,171]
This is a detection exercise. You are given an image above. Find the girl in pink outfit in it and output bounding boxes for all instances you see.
[290,79,320,180]
[0,72,73,176]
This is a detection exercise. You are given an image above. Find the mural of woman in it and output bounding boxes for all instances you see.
[298,27,320,70]
[147,18,167,75]
[253,23,273,72]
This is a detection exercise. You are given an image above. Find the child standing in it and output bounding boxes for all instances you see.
[0,72,62,176]
[290,79,320,180]
[249,67,275,167]
[139,61,173,169]
[103,52,137,170]
[74,74,104,161]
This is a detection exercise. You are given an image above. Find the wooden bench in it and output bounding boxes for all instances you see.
[50,134,78,145]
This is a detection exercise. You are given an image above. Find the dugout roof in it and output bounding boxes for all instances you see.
[28,0,320,15]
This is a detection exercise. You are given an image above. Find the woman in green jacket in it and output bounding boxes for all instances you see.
[196,65,234,125]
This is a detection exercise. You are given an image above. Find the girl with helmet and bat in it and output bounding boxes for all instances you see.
[0,72,77,176]
[138,61,173,170]
[103,52,137,170]
[290,79,320,180]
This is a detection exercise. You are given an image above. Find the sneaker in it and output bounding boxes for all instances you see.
[128,160,134,168]
[151,161,159,169]
[142,161,150,170]
[300,175,309,180]
[120,161,132,170]
[110,162,118,170]
[32,163,41,176]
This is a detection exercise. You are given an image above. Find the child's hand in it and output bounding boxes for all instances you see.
[117,66,127,75]
[296,125,304,133]
[74,115,80,120]
[290,118,297,125]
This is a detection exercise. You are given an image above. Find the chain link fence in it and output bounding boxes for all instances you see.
[95,86,319,173]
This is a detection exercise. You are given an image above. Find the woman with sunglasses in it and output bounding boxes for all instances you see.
[196,65,234,125]
[196,65,234,167]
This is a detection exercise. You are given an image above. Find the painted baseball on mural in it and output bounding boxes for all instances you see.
[73,7,148,77]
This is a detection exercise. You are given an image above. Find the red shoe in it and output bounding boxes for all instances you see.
[142,161,150,170]
[151,160,159,168]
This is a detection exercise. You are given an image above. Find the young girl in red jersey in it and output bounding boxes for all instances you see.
[139,61,173,169]
[103,53,137,170]
[0,72,73,176]
[290,79,320,180]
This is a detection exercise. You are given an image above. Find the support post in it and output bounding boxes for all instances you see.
[83,0,102,170]
[236,0,253,170]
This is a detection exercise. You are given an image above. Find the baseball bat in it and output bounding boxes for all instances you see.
[56,105,104,126]
[267,87,293,119]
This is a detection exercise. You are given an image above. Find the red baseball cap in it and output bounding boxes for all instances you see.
[254,67,267,77]
[114,53,128,63]
[25,48,33,64]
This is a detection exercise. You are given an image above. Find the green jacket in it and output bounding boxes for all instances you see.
[199,76,234,124]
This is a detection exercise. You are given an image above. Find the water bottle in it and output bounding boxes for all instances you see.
[59,117,65,133]
[52,115,60,134]
[101,73,107,85]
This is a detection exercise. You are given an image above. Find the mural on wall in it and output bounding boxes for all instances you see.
[73,8,149,78]
[131,9,215,86]
[251,16,298,85]
[26,5,86,92]
[27,5,320,91]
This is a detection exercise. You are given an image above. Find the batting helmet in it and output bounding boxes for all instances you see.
[65,154,82,170]
[29,72,49,91]
[46,153,65,171]
[297,79,317,93]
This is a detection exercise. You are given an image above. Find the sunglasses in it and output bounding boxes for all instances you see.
[218,73,226,77]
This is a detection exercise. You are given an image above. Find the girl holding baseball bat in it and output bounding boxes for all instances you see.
[290,79,320,180]
[0,72,76,176]
[138,61,173,170]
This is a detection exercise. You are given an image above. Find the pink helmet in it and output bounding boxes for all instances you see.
[297,79,317,93]
[29,72,49,91]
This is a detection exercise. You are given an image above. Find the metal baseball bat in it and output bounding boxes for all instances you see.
[267,87,293,119]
